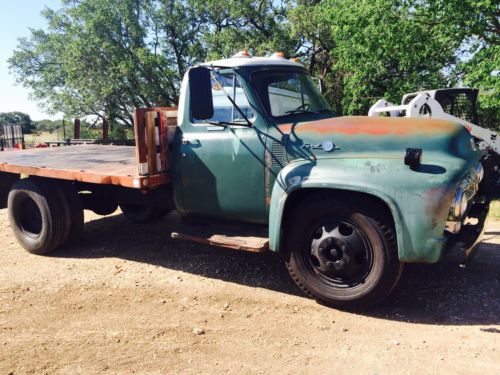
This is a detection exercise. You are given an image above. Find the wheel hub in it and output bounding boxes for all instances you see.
[310,221,372,284]
[329,247,342,261]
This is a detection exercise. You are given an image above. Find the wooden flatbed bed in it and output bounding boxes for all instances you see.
[0,107,177,190]
[0,144,169,189]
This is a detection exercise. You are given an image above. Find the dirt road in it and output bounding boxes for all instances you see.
[1,209,499,374]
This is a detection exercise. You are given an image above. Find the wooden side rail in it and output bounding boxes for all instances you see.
[133,107,178,176]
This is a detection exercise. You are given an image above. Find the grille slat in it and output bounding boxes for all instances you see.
[271,140,288,168]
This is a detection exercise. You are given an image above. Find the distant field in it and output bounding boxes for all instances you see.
[24,131,62,145]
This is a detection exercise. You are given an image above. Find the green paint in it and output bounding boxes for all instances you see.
[172,64,482,263]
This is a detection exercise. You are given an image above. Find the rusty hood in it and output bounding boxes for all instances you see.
[279,116,477,162]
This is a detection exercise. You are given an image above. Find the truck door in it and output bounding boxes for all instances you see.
[176,72,268,224]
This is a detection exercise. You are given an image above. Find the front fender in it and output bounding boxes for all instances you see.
[268,156,473,263]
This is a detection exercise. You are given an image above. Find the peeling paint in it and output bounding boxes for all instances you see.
[279,116,461,137]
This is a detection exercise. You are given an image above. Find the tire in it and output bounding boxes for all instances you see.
[7,178,66,255]
[81,193,118,216]
[119,202,169,224]
[285,193,403,309]
[58,183,84,246]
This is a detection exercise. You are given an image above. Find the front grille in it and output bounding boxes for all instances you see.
[271,140,288,168]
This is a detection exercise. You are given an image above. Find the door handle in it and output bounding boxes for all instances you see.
[182,139,200,145]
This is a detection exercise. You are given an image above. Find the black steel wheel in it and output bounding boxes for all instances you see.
[285,193,403,309]
[307,219,374,288]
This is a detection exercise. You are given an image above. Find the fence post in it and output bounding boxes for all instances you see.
[102,118,109,140]
[74,118,81,139]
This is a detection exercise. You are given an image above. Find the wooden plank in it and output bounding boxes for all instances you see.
[145,111,158,174]
[0,161,169,189]
[166,111,178,125]
[171,219,269,253]
[134,107,177,175]
[171,232,269,253]
[0,144,170,189]
[133,108,147,174]
[158,111,168,171]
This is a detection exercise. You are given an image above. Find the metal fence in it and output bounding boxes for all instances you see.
[1,124,24,149]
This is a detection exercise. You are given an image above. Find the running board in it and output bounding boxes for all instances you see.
[171,220,269,253]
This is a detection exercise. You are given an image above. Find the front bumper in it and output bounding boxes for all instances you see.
[443,200,490,264]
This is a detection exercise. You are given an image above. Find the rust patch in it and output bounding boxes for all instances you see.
[279,116,459,137]
[425,186,453,227]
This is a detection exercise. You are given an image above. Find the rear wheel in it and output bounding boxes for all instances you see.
[120,202,169,224]
[58,183,84,246]
[285,194,403,309]
[7,178,66,255]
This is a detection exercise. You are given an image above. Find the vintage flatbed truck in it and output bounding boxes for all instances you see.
[0,52,490,309]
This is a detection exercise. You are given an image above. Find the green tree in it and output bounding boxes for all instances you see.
[9,0,293,128]
[200,0,298,59]
[425,0,499,128]
[290,0,464,115]
[9,0,171,127]
[9,0,497,128]
[0,112,35,134]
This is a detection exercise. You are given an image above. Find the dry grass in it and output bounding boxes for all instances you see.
[24,131,62,146]
[489,200,500,220]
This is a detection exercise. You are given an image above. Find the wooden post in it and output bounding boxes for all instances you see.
[145,111,158,175]
[102,118,109,140]
[74,118,81,139]
[133,109,148,175]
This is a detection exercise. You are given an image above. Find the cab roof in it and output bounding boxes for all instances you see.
[202,56,304,69]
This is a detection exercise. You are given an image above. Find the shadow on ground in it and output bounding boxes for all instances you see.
[54,212,500,326]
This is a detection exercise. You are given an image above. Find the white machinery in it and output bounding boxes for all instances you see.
[368,88,499,197]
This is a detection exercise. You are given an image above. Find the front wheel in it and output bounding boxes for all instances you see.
[285,194,403,309]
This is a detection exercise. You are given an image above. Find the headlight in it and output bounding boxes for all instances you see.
[451,188,468,218]
[459,193,468,217]
[475,162,484,182]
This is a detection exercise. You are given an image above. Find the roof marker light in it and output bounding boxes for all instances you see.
[233,50,251,58]
[271,52,285,59]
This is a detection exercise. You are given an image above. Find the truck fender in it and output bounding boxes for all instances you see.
[267,161,407,260]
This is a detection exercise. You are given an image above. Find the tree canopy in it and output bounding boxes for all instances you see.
[0,112,35,134]
[8,0,499,129]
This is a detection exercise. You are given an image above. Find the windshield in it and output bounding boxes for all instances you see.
[252,71,332,117]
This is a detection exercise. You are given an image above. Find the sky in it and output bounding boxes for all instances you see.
[0,0,62,120]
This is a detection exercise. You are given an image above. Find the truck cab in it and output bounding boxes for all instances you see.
[0,52,490,309]
[170,52,489,307]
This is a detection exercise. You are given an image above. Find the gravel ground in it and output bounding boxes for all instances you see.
[0,209,499,374]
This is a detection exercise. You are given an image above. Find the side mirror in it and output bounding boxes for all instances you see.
[189,67,214,120]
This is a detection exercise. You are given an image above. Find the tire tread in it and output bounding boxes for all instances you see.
[284,192,403,309]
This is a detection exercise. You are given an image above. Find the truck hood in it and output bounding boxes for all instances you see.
[280,116,477,162]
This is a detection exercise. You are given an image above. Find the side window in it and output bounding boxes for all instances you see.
[193,73,254,124]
